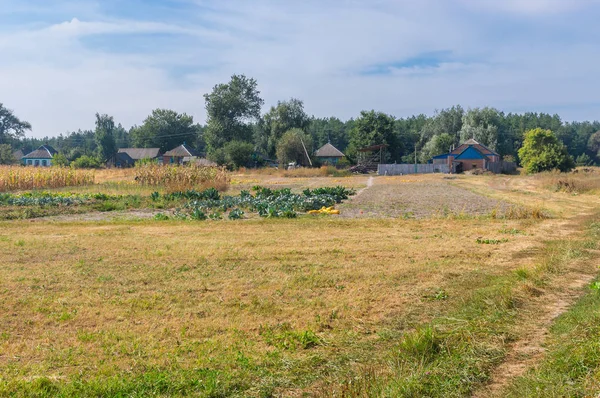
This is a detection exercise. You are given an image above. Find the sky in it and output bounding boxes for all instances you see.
[1,0,600,138]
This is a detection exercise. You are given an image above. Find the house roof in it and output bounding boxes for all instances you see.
[114,152,134,164]
[118,148,161,160]
[195,158,217,166]
[431,153,450,159]
[455,146,486,160]
[22,145,57,159]
[451,139,498,157]
[315,143,345,158]
[13,150,24,161]
[164,143,199,157]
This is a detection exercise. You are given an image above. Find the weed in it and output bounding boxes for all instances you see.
[476,238,509,244]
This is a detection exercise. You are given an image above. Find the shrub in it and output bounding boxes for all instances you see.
[223,141,254,169]
[518,128,575,173]
[52,153,70,167]
[72,155,102,169]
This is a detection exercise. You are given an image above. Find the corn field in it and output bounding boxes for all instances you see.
[134,164,230,192]
[0,166,95,192]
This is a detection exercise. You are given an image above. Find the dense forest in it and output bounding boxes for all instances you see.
[1,74,599,168]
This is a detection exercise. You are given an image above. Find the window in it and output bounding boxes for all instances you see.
[42,160,47,166]
[27,160,32,165]
[170,157,174,164]
[34,160,40,166]
[472,163,477,169]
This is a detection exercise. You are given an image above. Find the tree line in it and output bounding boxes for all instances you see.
[1,74,599,169]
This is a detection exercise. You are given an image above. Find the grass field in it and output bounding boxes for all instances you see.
[0,169,598,397]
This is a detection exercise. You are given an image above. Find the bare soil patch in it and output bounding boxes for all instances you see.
[339,177,508,218]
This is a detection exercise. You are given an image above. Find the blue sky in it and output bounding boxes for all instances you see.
[1,0,600,137]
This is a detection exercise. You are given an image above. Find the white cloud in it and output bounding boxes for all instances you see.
[460,0,600,14]
[0,0,599,137]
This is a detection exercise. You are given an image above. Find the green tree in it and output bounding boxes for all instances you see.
[94,113,117,163]
[347,111,396,161]
[276,128,313,166]
[0,103,31,144]
[587,131,600,163]
[459,107,504,151]
[308,117,351,154]
[518,128,575,173]
[223,140,254,169]
[0,144,15,164]
[131,109,197,152]
[420,133,454,162]
[204,75,264,153]
[52,153,70,167]
[575,153,593,166]
[255,98,311,158]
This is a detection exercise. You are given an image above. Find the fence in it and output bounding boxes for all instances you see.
[378,164,450,175]
[485,161,517,174]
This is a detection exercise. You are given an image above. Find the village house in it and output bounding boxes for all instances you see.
[111,148,162,167]
[12,150,24,164]
[22,145,57,167]
[432,139,514,173]
[163,143,199,165]
[315,142,345,165]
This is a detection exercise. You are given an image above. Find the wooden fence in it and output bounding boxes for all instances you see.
[378,164,450,175]
[485,161,517,174]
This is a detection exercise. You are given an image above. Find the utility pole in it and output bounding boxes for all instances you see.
[414,143,417,173]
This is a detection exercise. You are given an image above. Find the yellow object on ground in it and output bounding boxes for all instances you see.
[308,206,340,215]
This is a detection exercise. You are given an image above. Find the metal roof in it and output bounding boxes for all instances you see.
[451,139,498,157]
[118,148,161,160]
[315,143,345,158]
[164,143,199,157]
[22,145,57,159]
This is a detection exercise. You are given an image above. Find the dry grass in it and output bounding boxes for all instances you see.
[0,216,541,394]
[0,166,94,192]
[536,167,600,194]
[0,172,598,396]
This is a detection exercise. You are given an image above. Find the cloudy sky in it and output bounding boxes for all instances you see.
[1,0,599,138]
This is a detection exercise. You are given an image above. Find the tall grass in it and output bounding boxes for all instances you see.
[537,167,600,194]
[134,164,230,192]
[0,166,95,192]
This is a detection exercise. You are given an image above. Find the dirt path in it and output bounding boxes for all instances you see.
[353,175,374,197]
[472,216,599,397]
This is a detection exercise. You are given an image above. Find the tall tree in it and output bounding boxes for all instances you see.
[588,131,600,163]
[347,111,397,161]
[420,133,455,162]
[255,98,310,158]
[308,117,351,153]
[0,103,31,145]
[131,109,197,152]
[204,75,264,153]
[459,107,504,151]
[94,113,117,163]
[276,128,313,166]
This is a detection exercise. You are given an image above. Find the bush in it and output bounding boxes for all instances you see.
[72,155,102,169]
[53,153,70,167]
[518,128,575,173]
[223,141,254,169]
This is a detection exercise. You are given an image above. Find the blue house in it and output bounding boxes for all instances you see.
[22,145,57,167]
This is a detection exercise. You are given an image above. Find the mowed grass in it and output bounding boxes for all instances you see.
[0,215,542,396]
